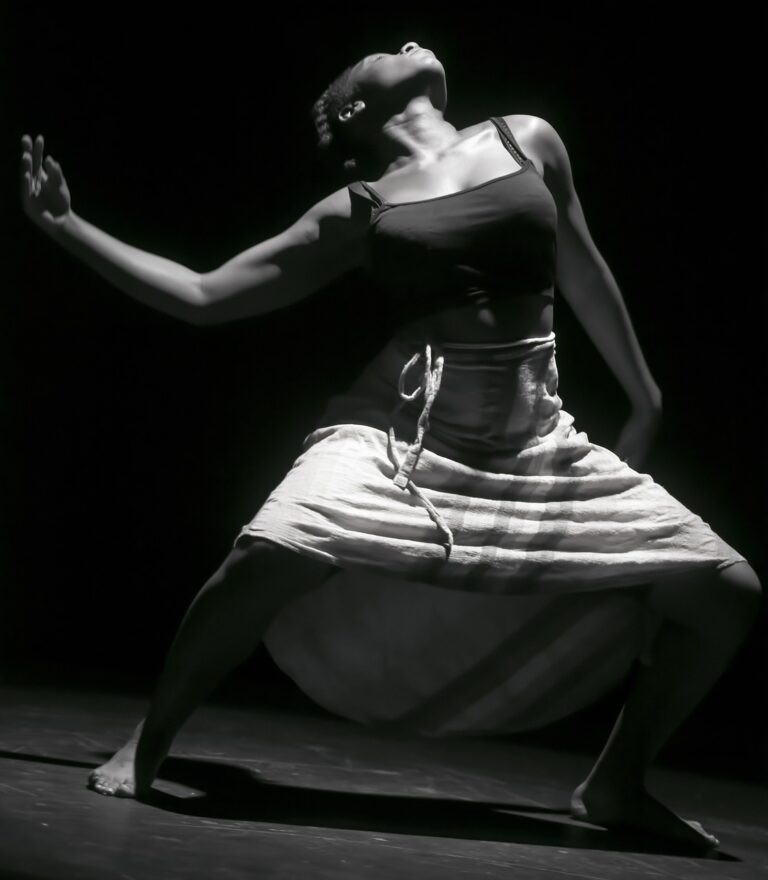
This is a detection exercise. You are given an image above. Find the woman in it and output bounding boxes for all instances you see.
[20,40,760,849]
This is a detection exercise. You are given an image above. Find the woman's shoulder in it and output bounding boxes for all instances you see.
[499,114,554,148]
[498,114,569,177]
[498,113,553,138]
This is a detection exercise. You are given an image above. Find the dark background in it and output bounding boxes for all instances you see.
[3,4,766,780]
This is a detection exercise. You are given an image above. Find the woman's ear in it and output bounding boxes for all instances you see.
[338,99,366,123]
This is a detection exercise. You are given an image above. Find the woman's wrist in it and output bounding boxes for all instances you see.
[26,205,76,244]
[43,207,77,241]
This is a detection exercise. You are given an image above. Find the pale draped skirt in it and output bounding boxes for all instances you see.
[234,330,746,734]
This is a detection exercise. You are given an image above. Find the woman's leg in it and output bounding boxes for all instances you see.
[88,538,337,798]
[571,560,762,847]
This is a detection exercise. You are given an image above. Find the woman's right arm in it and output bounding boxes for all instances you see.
[20,134,366,326]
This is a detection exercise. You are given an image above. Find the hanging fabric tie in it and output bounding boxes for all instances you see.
[386,344,454,559]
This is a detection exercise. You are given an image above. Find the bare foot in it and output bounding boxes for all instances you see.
[87,722,167,799]
[570,779,720,850]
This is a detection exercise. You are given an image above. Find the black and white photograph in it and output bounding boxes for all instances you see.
[3,3,767,878]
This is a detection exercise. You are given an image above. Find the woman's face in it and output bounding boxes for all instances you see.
[347,41,447,114]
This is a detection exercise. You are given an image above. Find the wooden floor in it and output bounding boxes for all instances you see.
[0,681,765,880]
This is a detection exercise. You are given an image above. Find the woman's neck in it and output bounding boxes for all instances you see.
[371,97,460,173]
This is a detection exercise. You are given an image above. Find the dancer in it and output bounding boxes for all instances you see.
[20,40,760,850]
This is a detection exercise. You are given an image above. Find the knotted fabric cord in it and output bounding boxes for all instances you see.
[385,333,557,559]
[386,344,454,558]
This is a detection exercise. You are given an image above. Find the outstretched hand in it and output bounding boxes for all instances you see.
[20,133,71,230]
[614,404,662,471]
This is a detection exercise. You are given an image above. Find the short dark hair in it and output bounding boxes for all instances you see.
[310,63,361,176]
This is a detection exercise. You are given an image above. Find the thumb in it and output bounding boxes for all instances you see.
[44,154,63,183]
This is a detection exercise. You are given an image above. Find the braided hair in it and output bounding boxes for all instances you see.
[310,64,363,178]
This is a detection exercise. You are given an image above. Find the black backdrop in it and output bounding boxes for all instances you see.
[3,4,766,779]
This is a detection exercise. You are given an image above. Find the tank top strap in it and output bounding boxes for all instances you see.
[489,116,530,166]
[348,179,386,208]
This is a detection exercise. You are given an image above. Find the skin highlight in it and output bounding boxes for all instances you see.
[19,39,762,853]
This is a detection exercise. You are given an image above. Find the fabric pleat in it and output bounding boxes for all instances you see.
[236,329,746,734]
[236,330,745,595]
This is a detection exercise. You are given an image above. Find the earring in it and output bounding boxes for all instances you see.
[339,100,365,122]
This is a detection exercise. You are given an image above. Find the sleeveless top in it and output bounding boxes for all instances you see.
[348,116,559,329]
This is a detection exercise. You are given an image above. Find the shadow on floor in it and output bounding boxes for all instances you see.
[0,748,740,862]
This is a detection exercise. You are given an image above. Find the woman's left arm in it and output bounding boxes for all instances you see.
[529,117,662,467]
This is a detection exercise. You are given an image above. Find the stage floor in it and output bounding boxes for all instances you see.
[0,680,765,880]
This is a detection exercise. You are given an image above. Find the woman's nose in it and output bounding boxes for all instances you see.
[400,41,420,54]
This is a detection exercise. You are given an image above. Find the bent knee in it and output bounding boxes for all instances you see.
[232,536,289,568]
[650,560,762,628]
[698,561,762,626]
[216,537,336,595]
[719,561,762,608]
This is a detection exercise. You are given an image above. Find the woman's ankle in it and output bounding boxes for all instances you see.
[580,758,647,795]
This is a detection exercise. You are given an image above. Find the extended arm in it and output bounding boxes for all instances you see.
[532,118,662,413]
[21,134,366,326]
[46,211,207,323]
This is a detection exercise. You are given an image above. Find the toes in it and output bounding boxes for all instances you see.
[90,778,112,793]
[92,780,117,796]
[686,820,719,847]
[87,772,104,790]
[87,771,133,797]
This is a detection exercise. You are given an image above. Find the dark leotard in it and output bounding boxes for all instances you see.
[348,116,558,329]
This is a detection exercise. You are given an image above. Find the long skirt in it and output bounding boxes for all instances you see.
[234,329,747,735]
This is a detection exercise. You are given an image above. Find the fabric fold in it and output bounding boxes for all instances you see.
[235,330,746,596]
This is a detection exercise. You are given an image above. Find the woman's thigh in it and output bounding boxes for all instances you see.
[647,561,762,631]
[206,537,340,604]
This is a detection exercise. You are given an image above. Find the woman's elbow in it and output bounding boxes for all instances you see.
[182,277,218,326]
[182,301,217,326]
